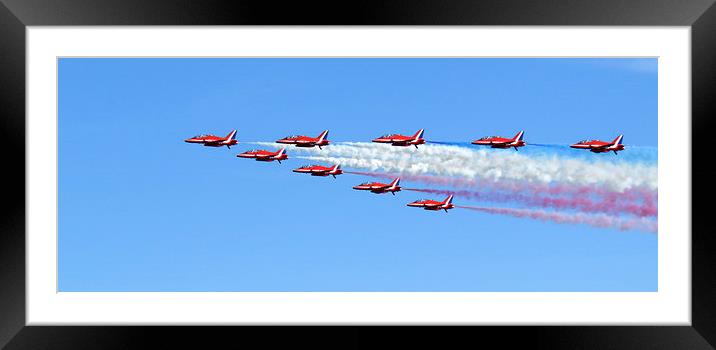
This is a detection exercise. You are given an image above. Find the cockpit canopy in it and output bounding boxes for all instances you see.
[380,134,398,138]
[359,182,374,186]
[577,139,599,144]
[478,136,501,140]
[283,135,303,139]
[193,134,211,138]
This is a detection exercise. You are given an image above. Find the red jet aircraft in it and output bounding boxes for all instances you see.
[292,164,343,178]
[352,177,401,195]
[236,148,288,163]
[471,131,525,150]
[276,130,330,149]
[372,129,425,148]
[570,135,624,155]
[407,195,455,212]
[184,130,238,149]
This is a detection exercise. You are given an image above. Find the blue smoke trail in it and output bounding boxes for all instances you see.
[428,141,470,146]
[428,141,657,165]
[529,143,564,148]
[249,140,657,165]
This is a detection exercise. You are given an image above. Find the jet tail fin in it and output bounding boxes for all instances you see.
[412,128,425,140]
[611,134,624,146]
[225,129,237,140]
[389,177,401,188]
[512,130,524,142]
[443,194,454,205]
[317,130,329,143]
[275,148,285,163]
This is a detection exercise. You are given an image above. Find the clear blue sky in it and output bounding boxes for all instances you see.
[58,58,657,292]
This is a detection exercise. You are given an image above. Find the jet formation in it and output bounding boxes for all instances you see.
[186,129,627,212]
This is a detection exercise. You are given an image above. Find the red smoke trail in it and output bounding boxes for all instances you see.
[405,188,657,217]
[456,205,657,233]
[346,170,657,217]
[346,170,656,203]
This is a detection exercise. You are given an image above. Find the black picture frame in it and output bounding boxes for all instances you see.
[1,0,715,348]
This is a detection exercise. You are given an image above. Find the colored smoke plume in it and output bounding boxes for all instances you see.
[272,141,657,192]
[405,188,657,217]
[456,205,657,233]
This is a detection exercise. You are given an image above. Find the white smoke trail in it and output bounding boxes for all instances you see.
[248,142,657,192]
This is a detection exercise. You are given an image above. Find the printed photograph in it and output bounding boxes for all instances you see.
[58,58,657,292]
